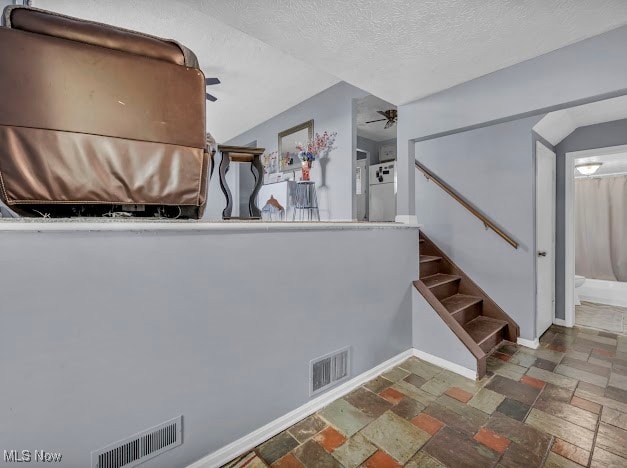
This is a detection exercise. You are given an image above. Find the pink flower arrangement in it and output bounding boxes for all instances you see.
[296,131,337,162]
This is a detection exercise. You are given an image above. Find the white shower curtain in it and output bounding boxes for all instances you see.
[575,175,627,282]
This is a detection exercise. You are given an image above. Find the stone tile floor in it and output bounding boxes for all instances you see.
[227,325,627,467]
[576,301,627,335]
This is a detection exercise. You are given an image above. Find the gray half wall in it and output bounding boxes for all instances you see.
[0,226,416,468]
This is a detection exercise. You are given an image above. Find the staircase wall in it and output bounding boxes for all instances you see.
[397,24,627,342]
[412,289,477,376]
[414,115,543,341]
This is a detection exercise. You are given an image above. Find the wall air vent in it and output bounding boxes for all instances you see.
[310,346,350,395]
[91,416,182,468]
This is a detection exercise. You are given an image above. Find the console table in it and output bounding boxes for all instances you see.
[218,145,265,220]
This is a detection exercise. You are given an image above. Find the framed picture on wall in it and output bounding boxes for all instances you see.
[278,120,314,171]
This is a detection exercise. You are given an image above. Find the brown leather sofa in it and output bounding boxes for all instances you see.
[0,6,210,218]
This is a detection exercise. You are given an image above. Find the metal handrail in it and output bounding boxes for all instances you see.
[415,160,518,249]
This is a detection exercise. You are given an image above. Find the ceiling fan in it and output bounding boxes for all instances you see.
[205,77,220,102]
[365,109,397,129]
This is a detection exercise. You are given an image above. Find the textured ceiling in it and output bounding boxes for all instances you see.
[534,95,627,145]
[189,0,627,105]
[34,0,339,142]
[355,95,396,142]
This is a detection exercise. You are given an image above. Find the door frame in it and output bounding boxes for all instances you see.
[355,148,370,221]
[563,143,627,327]
[535,141,556,337]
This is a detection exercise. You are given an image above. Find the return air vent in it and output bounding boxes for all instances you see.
[91,416,182,468]
[310,346,350,395]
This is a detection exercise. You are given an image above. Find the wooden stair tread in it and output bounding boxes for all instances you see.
[441,294,483,314]
[463,317,507,345]
[419,255,441,264]
[421,273,461,288]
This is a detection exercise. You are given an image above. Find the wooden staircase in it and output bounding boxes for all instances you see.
[414,232,519,379]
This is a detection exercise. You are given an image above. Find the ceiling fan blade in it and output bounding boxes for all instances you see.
[206,93,218,102]
[384,120,394,129]
[376,110,389,118]
[205,77,221,86]
[364,118,386,124]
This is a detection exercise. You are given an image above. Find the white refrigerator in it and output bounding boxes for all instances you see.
[369,162,396,222]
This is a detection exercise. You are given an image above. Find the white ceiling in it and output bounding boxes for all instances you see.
[30,1,627,142]
[575,152,627,177]
[188,0,627,106]
[534,95,627,145]
[355,95,396,142]
[34,0,339,142]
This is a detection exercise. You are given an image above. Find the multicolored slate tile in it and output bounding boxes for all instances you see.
[231,325,627,468]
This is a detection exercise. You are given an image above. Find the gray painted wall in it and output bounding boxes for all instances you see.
[396,24,627,341]
[414,115,543,340]
[200,154,239,220]
[356,137,398,166]
[238,141,258,219]
[227,82,368,221]
[356,136,378,164]
[412,291,477,372]
[554,118,627,319]
[0,226,417,468]
[396,24,627,220]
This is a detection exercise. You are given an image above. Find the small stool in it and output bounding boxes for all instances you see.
[292,181,320,221]
[218,145,264,219]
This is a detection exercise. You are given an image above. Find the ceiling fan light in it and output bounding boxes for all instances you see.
[575,162,602,175]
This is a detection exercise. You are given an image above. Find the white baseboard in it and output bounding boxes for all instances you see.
[553,318,573,328]
[395,215,420,226]
[187,349,413,468]
[517,337,540,349]
[411,349,477,380]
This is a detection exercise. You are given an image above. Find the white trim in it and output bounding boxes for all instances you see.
[566,144,627,160]
[411,349,476,380]
[186,347,478,468]
[187,349,413,468]
[517,337,540,349]
[535,141,557,337]
[355,148,370,222]
[0,221,417,233]
[564,152,576,328]
[553,318,571,327]
[563,144,627,328]
[394,215,419,225]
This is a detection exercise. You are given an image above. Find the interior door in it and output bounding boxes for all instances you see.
[355,157,368,220]
[536,141,556,337]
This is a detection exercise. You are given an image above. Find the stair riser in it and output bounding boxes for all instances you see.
[429,280,460,301]
[420,261,441,278]
[479,328,506,353]
[450,303,482,326]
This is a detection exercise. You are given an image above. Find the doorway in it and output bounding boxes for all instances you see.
[565,145,627,331]
[353,94,397,222]
[355,150,369,221]
[536,141,556,337]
